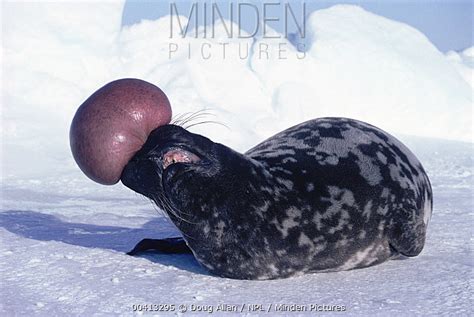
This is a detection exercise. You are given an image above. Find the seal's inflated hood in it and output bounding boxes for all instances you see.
[69,78,172,185]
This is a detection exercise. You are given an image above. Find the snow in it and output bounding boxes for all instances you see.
[446,47,474,90]
[1,1,473,316]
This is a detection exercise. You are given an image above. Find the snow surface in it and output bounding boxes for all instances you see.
[1,1,473,316]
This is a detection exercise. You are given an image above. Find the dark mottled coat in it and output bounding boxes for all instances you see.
[122,117,432,280]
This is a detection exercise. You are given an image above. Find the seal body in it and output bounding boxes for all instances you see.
[122,117,432,280]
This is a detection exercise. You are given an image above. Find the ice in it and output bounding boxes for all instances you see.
[1,1,472,315]
[446,47,474,89]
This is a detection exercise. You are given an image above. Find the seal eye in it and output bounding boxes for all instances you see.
[162,148,200,169]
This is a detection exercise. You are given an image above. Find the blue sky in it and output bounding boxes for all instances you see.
[122,0,473,52]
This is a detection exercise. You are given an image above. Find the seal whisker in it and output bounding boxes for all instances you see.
[176,111,216,127]
[171,111,193,125]
[146,195,198,241]
[179,113,216,127]
[147,197,167,217]
[152,192,199,226]
[183,120,230,130]
[157,194,200,241]
[172,109,215,126]
[153,194,179,219]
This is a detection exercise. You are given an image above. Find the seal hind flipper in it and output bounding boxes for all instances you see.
[388,219,427,257]
[127,237,191,255]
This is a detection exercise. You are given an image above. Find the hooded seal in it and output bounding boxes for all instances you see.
[121,117,432,280]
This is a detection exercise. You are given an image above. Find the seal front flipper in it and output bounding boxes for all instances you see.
[127,237,191,255]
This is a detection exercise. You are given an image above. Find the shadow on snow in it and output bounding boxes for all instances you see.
[0,210,208,276]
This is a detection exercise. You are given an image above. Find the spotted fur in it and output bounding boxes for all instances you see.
[122,117,433,280]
